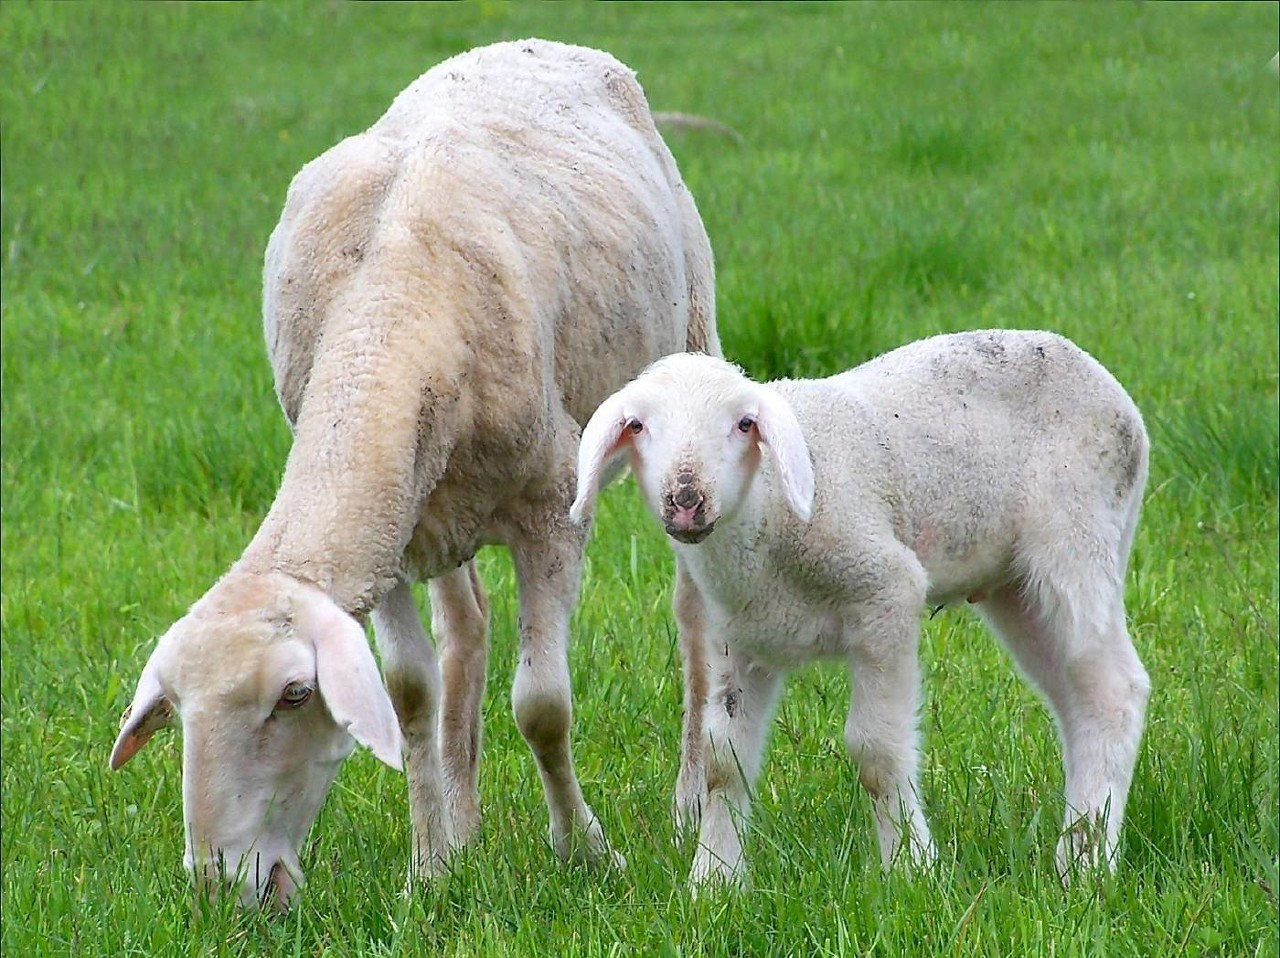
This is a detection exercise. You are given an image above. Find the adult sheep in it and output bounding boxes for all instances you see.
[110,38,718,911]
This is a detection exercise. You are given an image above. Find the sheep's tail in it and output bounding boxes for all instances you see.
[675,190,720,359]
[653,111,743,145]
[684,279,719,358]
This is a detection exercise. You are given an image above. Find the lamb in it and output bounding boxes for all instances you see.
[109,38,718,910]
[570,330,1151,888]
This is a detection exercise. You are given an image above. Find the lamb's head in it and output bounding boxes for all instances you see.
[110,571,401,912]
[571,354,814,543]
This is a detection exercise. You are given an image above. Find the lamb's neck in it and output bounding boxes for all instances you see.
[237,343,461,619]
[681,483,774,595]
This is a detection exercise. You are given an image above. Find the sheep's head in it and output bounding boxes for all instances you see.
[571,354,814,542]
[110,571,401,912]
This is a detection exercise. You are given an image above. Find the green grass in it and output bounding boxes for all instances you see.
[2,2,1277,955]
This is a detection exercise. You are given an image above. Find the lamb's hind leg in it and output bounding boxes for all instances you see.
[373,581,453,878]
[977,580,1150,878]
[509,513,624,870]
[430,560,489,847]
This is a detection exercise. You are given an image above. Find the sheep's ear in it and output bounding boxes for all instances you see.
[755,388,815,521]
[110,660,175,770]
[570,392,631,525]
[298,589,403,771]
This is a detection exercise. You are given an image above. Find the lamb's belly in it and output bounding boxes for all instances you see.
[920,537,1011,605]
[718,603,849,667]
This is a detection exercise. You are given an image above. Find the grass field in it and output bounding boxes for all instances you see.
[2,3,1277,956]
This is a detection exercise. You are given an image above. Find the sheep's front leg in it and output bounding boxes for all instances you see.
[509,527,624,870]
[673,558,709,835]
[844,606,936,871]
[429,561,489,847]
[690,650,783,890]
[373,581,454,880]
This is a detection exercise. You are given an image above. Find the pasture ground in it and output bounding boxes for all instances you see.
[2,3,1277,956]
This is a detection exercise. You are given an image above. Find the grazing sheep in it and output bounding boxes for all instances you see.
[110,38,718,910]
[571,330,1151,888]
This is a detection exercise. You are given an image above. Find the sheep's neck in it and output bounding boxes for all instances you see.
[237,333,460,619]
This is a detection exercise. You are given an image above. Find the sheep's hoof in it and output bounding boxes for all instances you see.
[552,811,627,872]
[687,854,746,898]
[405,831,456,890]
[447,796,482,849]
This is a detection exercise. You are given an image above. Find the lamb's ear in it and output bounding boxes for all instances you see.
[298,589,403,771]
[110,658,175,770]
[754,387,815,521]
[570,391,632,525]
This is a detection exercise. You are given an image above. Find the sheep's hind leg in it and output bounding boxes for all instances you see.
[509,521,624,870]
[373,581,454,880]
[430,560,489,847]
[976,581,1149,879]
[673,558,709,836]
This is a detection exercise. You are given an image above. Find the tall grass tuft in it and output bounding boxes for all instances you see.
[1153,397,1279,505]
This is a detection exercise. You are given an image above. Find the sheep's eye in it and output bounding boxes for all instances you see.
[626,417,643,435]
[276,682,313,710]
[737,416,755,434]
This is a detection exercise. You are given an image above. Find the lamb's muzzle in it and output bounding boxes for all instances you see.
[663,471,716,541]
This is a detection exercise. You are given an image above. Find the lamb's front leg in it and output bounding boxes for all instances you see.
[844,603,936,871]
[372,581,454,880]
[509,522,624,870]
[672,558,709,836]
[690,649,783,890]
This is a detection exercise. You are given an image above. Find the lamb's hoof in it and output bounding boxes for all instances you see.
[552,811,627,872]
[675,763,706,840]
[1055,816,1113,885]
[673,772,706,839]
[896,836,938,874]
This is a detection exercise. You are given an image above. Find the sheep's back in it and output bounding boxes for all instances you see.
[264,38,695,433]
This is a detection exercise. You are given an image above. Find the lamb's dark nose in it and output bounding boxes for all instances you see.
[664,471,714,542]
[668,470,705,521]
[673,477,702,511]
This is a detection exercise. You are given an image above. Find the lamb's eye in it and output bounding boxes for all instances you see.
[737,416,755,433]
[627,418,643,435]
[276,682,313,710]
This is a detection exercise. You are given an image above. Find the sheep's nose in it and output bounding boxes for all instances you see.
[191,855,297,913]
[261,861,298,913]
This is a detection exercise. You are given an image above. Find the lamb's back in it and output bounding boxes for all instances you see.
[776,331,1145,601]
